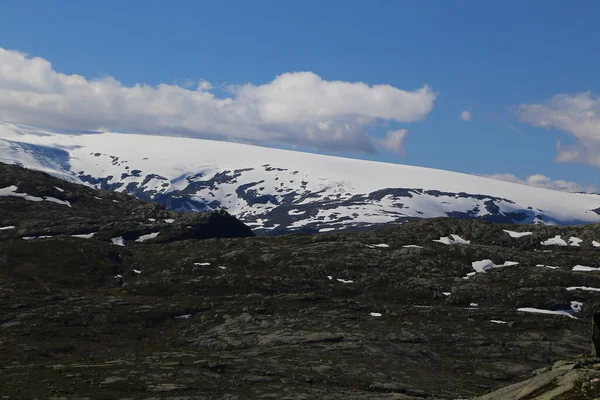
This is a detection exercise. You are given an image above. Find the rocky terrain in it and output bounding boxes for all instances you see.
[5,163,600,399]
[3,120,600,235]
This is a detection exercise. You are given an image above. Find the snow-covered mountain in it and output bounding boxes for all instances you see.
[2,120,600,233]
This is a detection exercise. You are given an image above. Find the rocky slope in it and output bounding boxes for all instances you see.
[0,162,254,244]
[5,164,600,398]
[2,120,600,234]
[473,357,600,399]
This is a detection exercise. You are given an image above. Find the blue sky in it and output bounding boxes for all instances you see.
[1,0,599,191]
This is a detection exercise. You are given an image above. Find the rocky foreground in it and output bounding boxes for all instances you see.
[5,164,600,399]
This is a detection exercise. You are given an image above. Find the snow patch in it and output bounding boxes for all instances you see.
[572,265,600,272]
[175,314,192,319]
[536,264,560,270]
[44,197,71,207]
[194,262,211,266]
[70,232,96,239]
[336,278,354,284]
[517,307,577,319]
[369,312,382,317]
[434,235,470,245]
[135,232,160,242]
[570,301,584,313]
[0,226,15,230]
[490,320,507,324]
[503,229,532,238]
[53,186,64,192]
[567,286,600,292]
[568,237,583,247]
[111,237,126,246]
[402,245,423,248]
[593,240,600,248]
[164,219,175,223]
[471,259,519,273]
[319,227,336,233]
[541,235,568,246]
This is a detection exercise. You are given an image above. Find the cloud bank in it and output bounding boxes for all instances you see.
[481,173,597,193]
[517,91,600,167]
[0,47,437,153]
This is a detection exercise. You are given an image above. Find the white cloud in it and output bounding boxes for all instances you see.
[480,173,597,193]
[378,129,408,155]
[460,110,472,121]
[517,91,600,167]
[0,47,437,153]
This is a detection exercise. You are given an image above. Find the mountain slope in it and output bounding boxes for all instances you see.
[2,120,599,233]
[5,171,600,398]
[0,162,254,244]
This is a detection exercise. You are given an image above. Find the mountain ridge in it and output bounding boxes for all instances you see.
[2,120,600,233]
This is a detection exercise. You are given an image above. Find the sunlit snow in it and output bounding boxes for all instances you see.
[0,185,71,207]
[135,232,160,242]
[570,301,583,313]
[572,265,600,272]
[370,312,382,317]
[567,286,600,292]
[337,278,354,284]
[111,237,126,246]
[402,245,423,248]
[0,226,15,230]
[164,219,174,223]
[503,229,532,238]
[541,236,568,246]
[45,197,71,207]
[471,259,519,273]
[536,264,560,269]
[517,308,577,319]
[319,227,336,232]
[490,320,507,324]
[568,237,583,247]
[70,232,96,239]
[434,235,470,245]
[5,121,600,231]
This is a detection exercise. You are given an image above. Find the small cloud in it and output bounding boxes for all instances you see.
[197,80,212,91]
[517,91,600,167]
[378,129,408,156]
[478,173,597,193]
[460,110,472,121]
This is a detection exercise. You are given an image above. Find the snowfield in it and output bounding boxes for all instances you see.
[2,120,600,232]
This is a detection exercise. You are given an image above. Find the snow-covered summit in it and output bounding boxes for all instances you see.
[1,120,599,233]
